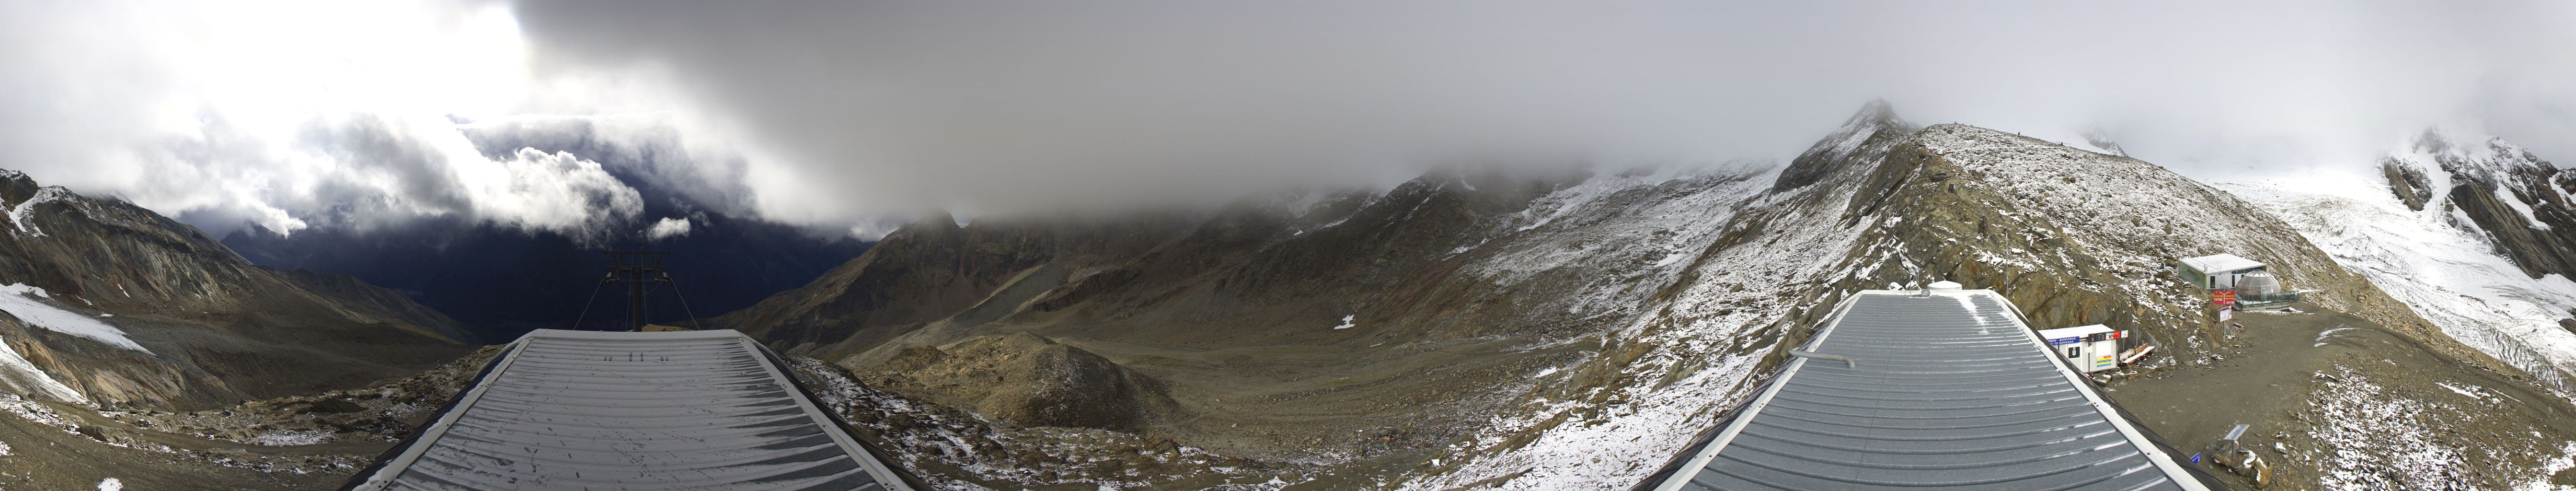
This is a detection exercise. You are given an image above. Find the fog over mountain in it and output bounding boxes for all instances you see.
[0,0,2572,239]
[16,2,2576,490]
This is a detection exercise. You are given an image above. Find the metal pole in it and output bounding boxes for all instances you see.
[627,260,644,331]
[601,251,669,332]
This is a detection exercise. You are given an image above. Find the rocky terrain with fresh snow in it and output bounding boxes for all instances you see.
[2224,132,2576,397]
[7,102,2576,491]
[696,102,2576,490]
[2203,131,2576,489]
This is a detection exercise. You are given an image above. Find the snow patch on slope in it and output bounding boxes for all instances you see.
[6,186,70,237]
[2502,185,2553,231]
[0,335,84,402]
[2530,442,2576,491]
[244,430,333,446]
[0,284,149,353]
[2224,175,2576,397]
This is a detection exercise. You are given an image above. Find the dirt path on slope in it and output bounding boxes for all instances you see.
[2107,303,2576,490]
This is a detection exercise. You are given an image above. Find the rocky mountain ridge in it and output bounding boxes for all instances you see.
[0,169,472,410]
[705,103,2576,490]
[2381,130,2576,280]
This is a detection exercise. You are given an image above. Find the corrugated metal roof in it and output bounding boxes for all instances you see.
[1645,290,2214,491]
[345,329,917,491]
[2178,254,2264,274]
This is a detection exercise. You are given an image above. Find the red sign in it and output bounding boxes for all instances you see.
[2212,289,2237,306]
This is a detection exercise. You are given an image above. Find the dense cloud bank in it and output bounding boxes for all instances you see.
[5,0,2576,238]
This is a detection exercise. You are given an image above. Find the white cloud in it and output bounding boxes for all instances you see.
[644,216,691,240]
[475,148,643,235]
[844,218,913,241]
[9,0,2576,239]
[514,0,2576,210]
[0,0,719,240]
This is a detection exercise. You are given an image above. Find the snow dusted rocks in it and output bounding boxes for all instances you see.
[710,103,2576,490]
[2379,130,2576,280]
[1425,110,2536,490]
[2226,134,2576,397]
[1772,98,1917,193]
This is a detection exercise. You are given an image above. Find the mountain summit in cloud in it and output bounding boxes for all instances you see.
[9,2,2576,489]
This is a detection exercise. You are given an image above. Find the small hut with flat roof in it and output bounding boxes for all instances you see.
[2177,253,2264,290]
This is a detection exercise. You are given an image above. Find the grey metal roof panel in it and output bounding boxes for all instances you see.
[1648,290,2210,491]
[347,329,915,491]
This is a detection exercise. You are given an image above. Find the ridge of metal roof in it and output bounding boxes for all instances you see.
[344,329,919,491]
[1645,289,2217,491]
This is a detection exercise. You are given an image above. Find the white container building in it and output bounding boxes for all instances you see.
[2177,254,2265,290]
[2036,324,2124,374]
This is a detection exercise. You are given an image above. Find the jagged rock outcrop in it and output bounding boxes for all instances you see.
[2380,130,2576,280]
[0,169,471,409]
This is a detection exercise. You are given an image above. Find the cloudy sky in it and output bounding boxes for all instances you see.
[3,0,2572,240]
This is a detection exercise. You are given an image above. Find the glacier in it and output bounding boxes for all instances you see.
[0,283,149,353]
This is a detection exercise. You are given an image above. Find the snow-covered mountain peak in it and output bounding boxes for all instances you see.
[1772,100,1919,192]
[2388,129,2560,195]
[2369,130,2576,282]
[1847,98,1900,126]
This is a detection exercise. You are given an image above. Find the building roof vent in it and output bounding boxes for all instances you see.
[1928,281,1963,291]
